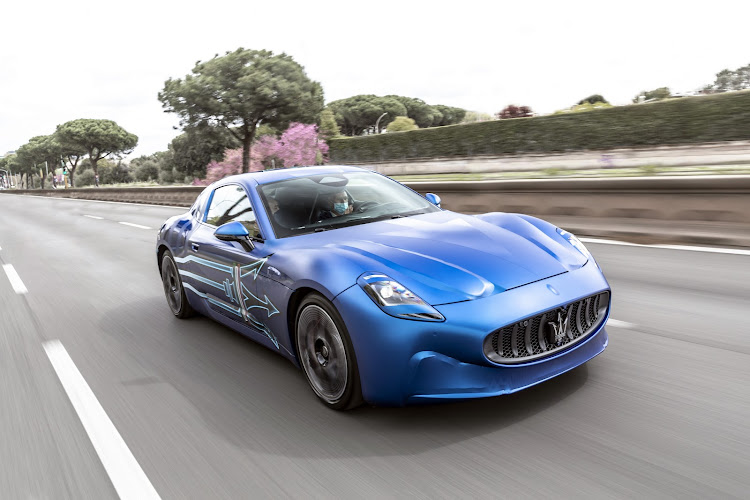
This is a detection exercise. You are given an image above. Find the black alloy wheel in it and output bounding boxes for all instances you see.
[296,293,362,410]
[161,251,195,319]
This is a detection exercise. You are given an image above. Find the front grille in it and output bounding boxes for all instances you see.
[483,291,610,364]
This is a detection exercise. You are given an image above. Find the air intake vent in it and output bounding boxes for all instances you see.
[483,291,610,364]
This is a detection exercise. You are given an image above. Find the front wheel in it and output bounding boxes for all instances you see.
[161,251,195,319]
[295,293,362,410]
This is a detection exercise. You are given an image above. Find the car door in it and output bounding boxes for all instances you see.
[184,183,277,340]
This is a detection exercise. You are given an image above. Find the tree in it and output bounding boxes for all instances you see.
[130,153,169,182]
[633,87,672,103]
[197,122,327,184]
[702,63,750,93]
[169,123,240,180]
[327,94,467,134]
[12,146,36,189]
[200,149,246,185]
[432,105,466,126]
[56,119,138,184]
[16,135,63,189]
[159,48,324,173]
[134,160,160,182]
[327,95,407,135]
[272,123,329,167]
[577,94,609,105]
[318,108,341,141]
[496,105,533,119]
[100,160,133,185]
[0,154,19,188]
[387,116,419,132]
[57,137,86,188]
[385,96,438,128]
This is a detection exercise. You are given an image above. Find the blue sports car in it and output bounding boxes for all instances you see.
[157,165,610,409]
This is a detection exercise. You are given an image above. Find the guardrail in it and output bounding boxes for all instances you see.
[4,176,750,246]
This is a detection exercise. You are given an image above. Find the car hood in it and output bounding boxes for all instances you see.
[288,211,587,306]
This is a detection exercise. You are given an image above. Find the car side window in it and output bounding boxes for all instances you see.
[192,188,211,220]
[205,184,261,239]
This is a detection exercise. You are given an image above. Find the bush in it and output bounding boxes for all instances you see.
[101,163,132,184]
[387,116,418,132]
[159,168,175,184]
[134,160,159,182]
[496,105,533,119]
[329,90,750,162]
[76,170,95,186]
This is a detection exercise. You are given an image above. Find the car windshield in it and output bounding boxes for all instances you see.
[258,171,441,237]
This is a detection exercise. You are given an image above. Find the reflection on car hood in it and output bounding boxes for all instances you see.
[314,211,587,305]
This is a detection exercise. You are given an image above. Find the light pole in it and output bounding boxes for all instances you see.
[375,112,388,134]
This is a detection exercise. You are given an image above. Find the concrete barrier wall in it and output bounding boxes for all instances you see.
[352,141,750,176]
[4,186,205,207]
[4,176,749,225]
[408,175,750,224]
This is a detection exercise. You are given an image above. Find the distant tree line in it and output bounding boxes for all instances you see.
[326,95,466,135]
[1,119,137,189]
[5,48,748,189]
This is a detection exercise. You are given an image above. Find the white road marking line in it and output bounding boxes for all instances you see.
[607,319,635,329]
[118,222,152,230]
[15,194,188,210]
[3,264,28,294]
[579,237,750,256]
[84,215,104,220]
[43,340,161,500]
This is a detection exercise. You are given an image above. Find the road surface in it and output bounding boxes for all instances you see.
[1,194,748,498]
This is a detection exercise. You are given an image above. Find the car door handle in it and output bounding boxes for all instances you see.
[191,243,200,252]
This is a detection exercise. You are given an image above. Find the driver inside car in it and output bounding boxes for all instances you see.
[316,189,354,220]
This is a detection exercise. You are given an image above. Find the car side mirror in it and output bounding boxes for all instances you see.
[425,193,441,208]
[215,221,254,251]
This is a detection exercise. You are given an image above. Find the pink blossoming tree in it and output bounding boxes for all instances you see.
[273,123,329,168]
[195,123,327,185]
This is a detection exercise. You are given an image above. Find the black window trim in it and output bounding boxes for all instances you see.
[203,182,265,241]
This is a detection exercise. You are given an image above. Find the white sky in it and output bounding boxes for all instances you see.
[1,0,749,158]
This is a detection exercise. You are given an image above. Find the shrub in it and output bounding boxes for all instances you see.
[76,170,95,186]
[387,116,418,132]
[496,105,533,119]
[135,160,159,182]
[329,90,750,162]
[159,168,176,184]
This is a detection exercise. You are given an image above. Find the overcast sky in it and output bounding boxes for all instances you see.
[1,0,749,158]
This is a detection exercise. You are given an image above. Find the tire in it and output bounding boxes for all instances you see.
[161,251,195,319]
[295,293,363,410]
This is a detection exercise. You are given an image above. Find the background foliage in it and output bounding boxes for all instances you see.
[329,90,750,163]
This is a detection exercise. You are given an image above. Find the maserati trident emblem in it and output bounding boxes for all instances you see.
[547,309,570,346]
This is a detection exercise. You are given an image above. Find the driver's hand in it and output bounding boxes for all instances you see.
[345,204,354,215]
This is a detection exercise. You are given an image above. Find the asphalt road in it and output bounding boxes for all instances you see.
[1,194,749,499]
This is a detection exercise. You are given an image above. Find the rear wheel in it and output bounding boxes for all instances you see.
[161,251,195,318]
[296,293,362,410]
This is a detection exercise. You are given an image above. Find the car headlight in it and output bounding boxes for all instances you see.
[556,228,593,260]
[357,273,444,322]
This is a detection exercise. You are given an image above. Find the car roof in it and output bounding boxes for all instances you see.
[219,165,368,187]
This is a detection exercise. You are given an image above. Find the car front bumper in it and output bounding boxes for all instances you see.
[333,261,610,406]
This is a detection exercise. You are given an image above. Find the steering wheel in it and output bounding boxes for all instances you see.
[355,200,379,213]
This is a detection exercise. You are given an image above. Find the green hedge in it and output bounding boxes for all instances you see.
[329,90,750,163]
